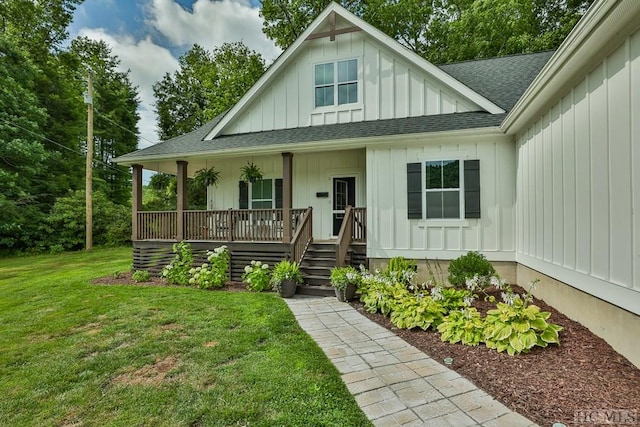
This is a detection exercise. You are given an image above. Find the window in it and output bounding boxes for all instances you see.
[407,160,480,220]
[425,160,460,219]
[314,59,358,108]
[239,179,283,209]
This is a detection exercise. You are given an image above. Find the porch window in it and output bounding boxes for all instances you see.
[407,160,480,219]
[239,179,283,209]
[314,59,358,108]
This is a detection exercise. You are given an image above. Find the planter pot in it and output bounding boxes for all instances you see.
[279,279,298,298]
[334,283,357,302]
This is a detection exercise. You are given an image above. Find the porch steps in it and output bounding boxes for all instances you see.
[297,242,367,296]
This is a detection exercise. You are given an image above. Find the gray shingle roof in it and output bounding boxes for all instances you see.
[115,51,552,163]
[438,51,555,111]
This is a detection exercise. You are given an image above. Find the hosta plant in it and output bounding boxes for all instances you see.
[484,282,563,355]
[430,286,473,313]
[242,260,271,292]
[358,271,407,315]
[437,307,485,346]
[389,293,446,330]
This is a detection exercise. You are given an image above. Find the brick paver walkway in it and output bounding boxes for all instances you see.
[285,296,539,427]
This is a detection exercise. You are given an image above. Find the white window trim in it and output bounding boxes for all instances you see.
[313,58,360,109]
[249,178,276,209]
[422,158,465,221]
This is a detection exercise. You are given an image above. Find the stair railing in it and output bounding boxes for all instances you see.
[335,206,354,267]
[290,207,313,264]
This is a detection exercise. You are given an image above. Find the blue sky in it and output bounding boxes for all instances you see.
[69,0,280,150]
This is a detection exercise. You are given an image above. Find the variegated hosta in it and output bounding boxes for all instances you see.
[437,307,485,346]
[483,299,563,356]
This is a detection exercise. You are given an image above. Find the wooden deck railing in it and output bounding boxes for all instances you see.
[352,207,366,242]
[136,208,314,242]
[290,207,313,263]
[335,206,354,267]
[136,211,177,240]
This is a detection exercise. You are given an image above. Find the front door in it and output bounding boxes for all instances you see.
[332,177,356,236]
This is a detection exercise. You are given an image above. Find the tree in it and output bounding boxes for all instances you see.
[259,0,595,63]
[70,37,140,206]
[0,36,50,250]
[153,42,265,140]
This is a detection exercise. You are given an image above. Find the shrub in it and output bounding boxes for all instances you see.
[448,251,495,287]
[242,260,271,292]
[189,246,229,289]
[162,241,194,285]
[132,270,151,283]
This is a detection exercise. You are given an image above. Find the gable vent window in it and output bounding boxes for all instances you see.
[407,160,481,220]
[314,59,358,108]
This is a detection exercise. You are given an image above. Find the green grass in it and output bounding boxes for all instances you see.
[0,248,371,426]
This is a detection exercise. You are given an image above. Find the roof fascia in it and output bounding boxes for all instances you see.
[116,126,505,167]
[501,0,640,134]
[205,3,504,141]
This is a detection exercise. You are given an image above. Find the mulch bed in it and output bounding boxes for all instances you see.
[352,286,640,427]
[91,274,640,426]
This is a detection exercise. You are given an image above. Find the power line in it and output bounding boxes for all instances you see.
[0,115,130,177]
[94,108,159,146]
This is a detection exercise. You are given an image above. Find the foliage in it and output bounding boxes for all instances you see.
[358,270,406,315]
[270,260,303,292]
[389,292,446,330]
[239,162,264,183]
[448,251,496,287]
[0,248,369,426]
[193,166,221,188]
[153,42,265,141]
[259,0,594,63]
[188,246,230,289]
[330,266,360,291]
[430,286,473,312]
[464,273,508,302]
[484,281,563,355]
[386,256,417,286]
[162,241,194,285]
[44,190,131,251]
[242,260,272,292]
[132,270,151,283]
[438,307,485,346]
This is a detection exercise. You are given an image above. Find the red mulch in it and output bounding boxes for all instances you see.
[352,286,640,427]
[92,274,640,426]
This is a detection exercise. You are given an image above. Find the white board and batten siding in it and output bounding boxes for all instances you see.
[366,135,516,261]
[206,150,366,240]
[515,29,640,316]
[223,29,477,135]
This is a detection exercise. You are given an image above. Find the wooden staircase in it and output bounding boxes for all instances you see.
[298,242,367,296]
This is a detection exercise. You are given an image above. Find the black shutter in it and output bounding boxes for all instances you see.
[275,179,283,208]
[239,181,248,209]
[464,160,480,218]
[407,163,422,219]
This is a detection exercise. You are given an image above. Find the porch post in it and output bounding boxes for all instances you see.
[282,152,293,243]
[131,164,143,241]
[176,160,188,241]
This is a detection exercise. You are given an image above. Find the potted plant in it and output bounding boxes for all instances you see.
[239,162,263,183]
[330,266,360,302]
[193,166,220,188]
[270,259,303,298]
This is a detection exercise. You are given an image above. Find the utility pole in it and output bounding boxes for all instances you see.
[84,71,94,251]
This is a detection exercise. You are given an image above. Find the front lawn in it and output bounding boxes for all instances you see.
[0,248,370,426]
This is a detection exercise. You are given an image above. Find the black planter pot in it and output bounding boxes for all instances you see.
[334,283,357,302]
[279,279,298,298]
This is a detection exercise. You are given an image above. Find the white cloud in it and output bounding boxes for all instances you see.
[147,0,281,62]
[78,28,179,147]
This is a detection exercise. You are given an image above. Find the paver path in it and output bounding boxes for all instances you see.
[285,296,539,427]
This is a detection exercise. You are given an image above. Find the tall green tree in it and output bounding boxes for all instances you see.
[259,0,594,63]
[153,42,265,140]
[0,36,50,250]
[70,37,140,205]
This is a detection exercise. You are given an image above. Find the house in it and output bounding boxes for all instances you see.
[115,0,640,367]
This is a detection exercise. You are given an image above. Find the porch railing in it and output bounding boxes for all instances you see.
[290,207,313,264]
[335,206,367,266]
[136,208,312,242]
